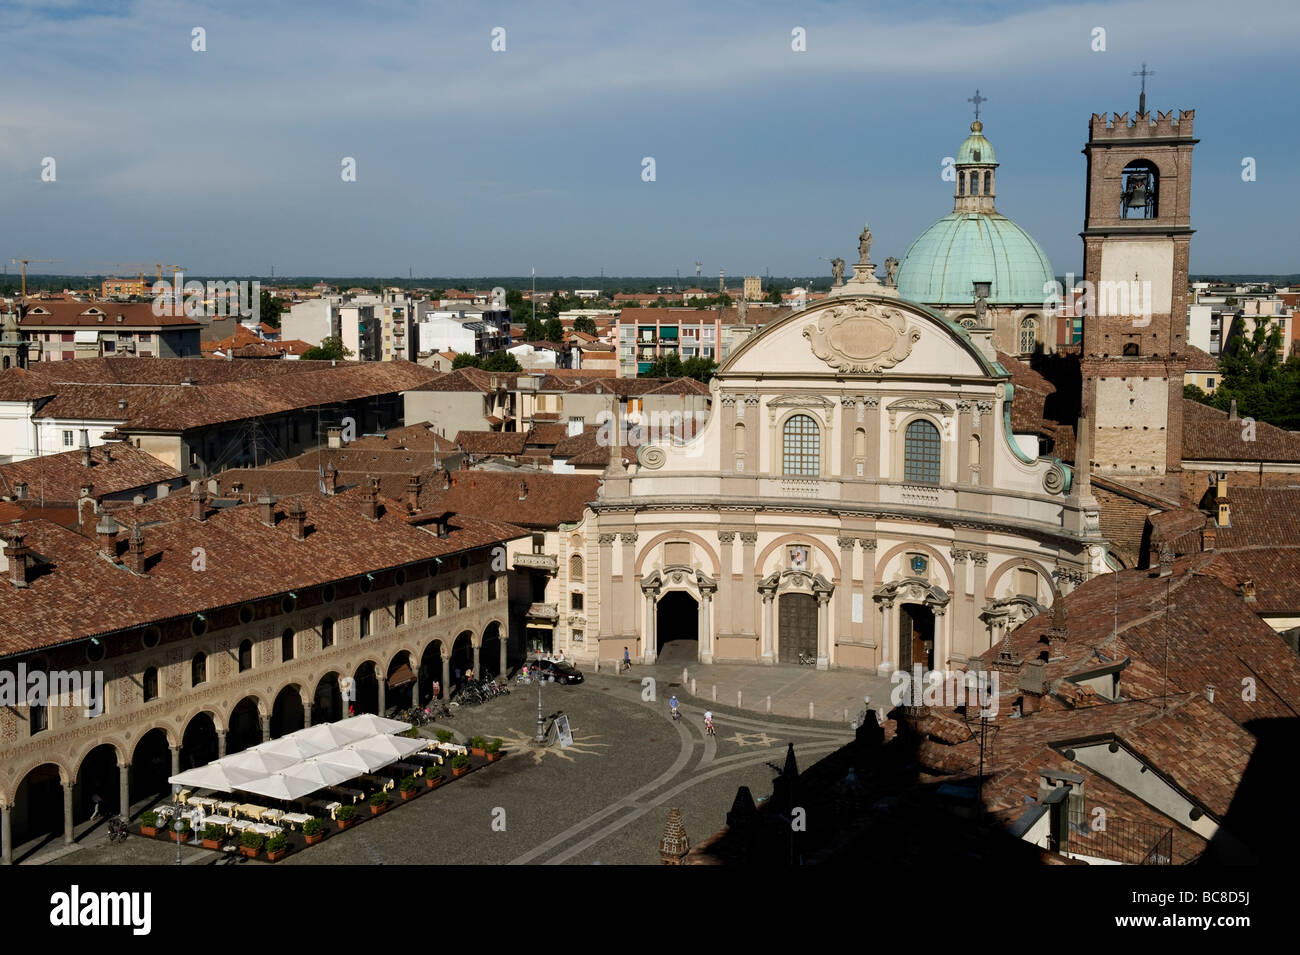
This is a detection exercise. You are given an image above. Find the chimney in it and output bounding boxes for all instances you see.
[324,464,338,496]
[80,428,92,469]
[257,489,278,526]
[1241,579,1257,603]
[1020,659,1046,715]
[1215,475,1230,528]
[1158,541,1174,578]
[78,496,96,528]
[1228,398,1238,421]
[191,482,208,522]
[327,426,343,449]
[442,469,451,491]
[361,475,379,520]
[96,512,120,560]
[993,633,1022,675]
[103,444,112,463]
[3,531,30,588]
[658,808,691,865]
[288,496,307,540]
[518,479,528,501]
[1046,589,1069,645]
[14,481,27,501]
[125,523,146,574]
[1205,684,1216,703]
[406,473,420,513]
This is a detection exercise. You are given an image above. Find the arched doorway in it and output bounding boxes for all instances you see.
[351,663,378,715]
[386,653,415,712]
[227,697,262,755]
[313,673,343,725]
[180,713,219,772]
[481,622,504,679]
[898,603,935,672]
[656,590,698,662]
[778,592,817,664]
[75,744,120,819]
[270,685,305,738]
[451,632,474,687]
[130,728,172,803]
[418,640,444,701]
[12,764,62,851]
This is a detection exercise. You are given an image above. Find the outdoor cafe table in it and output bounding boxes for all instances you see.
[200,814,234,833]
[394,761,424,777]
[248,823,284,837]
[414,752,444,766]
[280,812,313,830]
[216,800,238,815]
[358,774,395,792]
[234,804,269,821]
[260,808,286,825]
[323,786,364,805]
[187,796,217,812]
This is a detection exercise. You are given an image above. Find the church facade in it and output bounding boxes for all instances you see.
[571,289,1111,673]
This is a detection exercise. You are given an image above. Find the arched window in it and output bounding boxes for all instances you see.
[853,428,866,458]
[734,422,746,454]
[359,608,371,639]
[983,170,991,194]
[458,582,468,609]
[143,666,159,702]
[904,419,942,485]
[321,617,334,648]
[958,172,965,197]
[281,628,295,662]
[569,553,584,581]
[427,592,438,617]
[1019,316,1038,354]
[192,653,207,686]
[782,414,820,477]
[969,434,981,469]
[238,639,253,671]
[394,599,405,627]
[1120,159,1159,219]
[1122,342,1140,356]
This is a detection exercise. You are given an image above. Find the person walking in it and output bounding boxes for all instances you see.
[622,646,631,673]
[90,791,103,820]
[704,710,715,736]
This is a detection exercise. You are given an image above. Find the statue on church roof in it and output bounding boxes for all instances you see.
[857,225,873,265]
[885,257,899,287]
[830,258,845,287]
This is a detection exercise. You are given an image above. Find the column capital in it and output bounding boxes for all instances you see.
[815,591,831,607]
[955,398,973,414]
[950,548,969,563]
[598,533,619,545]
[717,531,736,544]
[858,537,877,551]
[970,551,989,566]
[836,536,856,550]
[620,532,638,545]
[739,532,758,545]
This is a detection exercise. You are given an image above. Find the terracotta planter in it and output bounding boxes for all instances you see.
[202,838,222,850]
[239,846,259,859]
[266,849,286,862]
[305,832,323,845]
[370,804,386,815]
[470,747,486,758]
[140,826,158,837]
[452,766,468,777]
[169,830,190,843]
[426,775,444,789]
[336,819,354,830]
[486,752,501,762]
[400,789,417,800]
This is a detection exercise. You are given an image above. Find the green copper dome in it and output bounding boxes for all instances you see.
[896,212,1054,306]
[956,120,996,165]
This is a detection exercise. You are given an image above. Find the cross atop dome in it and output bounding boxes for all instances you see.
[968,88,986,122]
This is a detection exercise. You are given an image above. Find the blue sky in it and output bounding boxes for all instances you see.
[2,0,1297,278]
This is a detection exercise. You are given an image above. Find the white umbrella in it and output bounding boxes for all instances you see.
[310,749,374,776]
[347,733,429,767]
[291,722,372,748]
[338,714,413,736]
[248,735,335,760]
[220,749,300,775]
[233,772,322,802]
[280,759,354,790]
[167,762,262,792]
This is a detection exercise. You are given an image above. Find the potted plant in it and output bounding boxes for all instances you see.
[139,810,159,837]
[485,738,503,762]
[369,791,390,815]
[470,735,487,757]
[201,823,224,850]
[399,776,418,800]
[425,770,445,790]
[435,729,453,744]
[265,832,288,862]
[336,805,357,830]
[451,753,470,777]
[303,817,324,845]
[239,830,265,859]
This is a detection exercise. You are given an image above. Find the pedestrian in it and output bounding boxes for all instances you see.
[556,649,565,663]
[622,646,631,673]
[704,710,715,736]
[90,791,103,819]
[432,680,441,700]
[669,695,680,720]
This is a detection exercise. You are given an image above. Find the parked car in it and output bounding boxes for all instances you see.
[530,659,585,685]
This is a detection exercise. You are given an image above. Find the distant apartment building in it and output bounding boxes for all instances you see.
[100,276,151,298]
[615,305,789,376]
[17,302,201,361]
[743,276,762,301]
[416,308,510,357]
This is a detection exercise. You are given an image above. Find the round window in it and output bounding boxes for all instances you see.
[191,616,208,637]
[322,584,336,603]
[282,594,296,614]
[359,577,372,594]
[142,627,161,649]
[395,569,407,586]
[238,605,254,625]
[87,640,106,663]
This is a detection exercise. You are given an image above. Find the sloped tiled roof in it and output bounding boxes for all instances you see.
[0,444,181,503]
[1182,400,1300,462]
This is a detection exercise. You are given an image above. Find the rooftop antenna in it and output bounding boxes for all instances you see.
[1133,62,1155,115]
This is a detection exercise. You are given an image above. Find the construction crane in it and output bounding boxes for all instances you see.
[10,258,62,299]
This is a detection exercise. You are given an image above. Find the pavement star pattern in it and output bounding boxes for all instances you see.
[723,731,778,748]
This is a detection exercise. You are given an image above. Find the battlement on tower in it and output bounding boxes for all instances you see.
[1089,109,1195,140]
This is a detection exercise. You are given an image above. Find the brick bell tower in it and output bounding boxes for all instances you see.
[1079,90,1196,498]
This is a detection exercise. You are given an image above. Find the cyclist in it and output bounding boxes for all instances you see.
[669,695,680,721]
[704,710,715,736]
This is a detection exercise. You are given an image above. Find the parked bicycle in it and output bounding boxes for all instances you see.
[798,651,817,666]
[107,815,129,845]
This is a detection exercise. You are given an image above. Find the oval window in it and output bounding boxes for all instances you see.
[281,594,296,614]
[191,616,208,637]
[360,576,372,594]
[87,640,106,663]
[322,584,336,603]
[395,568,407,586]
[142,626,161,649]
[238,605,254,625]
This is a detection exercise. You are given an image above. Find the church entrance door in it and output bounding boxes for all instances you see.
[778,593,817,664]
[898,603,935,672]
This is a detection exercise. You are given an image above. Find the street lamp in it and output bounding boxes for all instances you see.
[172,783,183,866]
[533,648,553,744]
